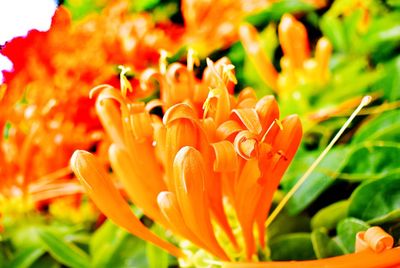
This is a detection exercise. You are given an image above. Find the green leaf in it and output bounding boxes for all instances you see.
[348,175,400,223]
[322,68,383,103]
[337,217,370,253]
[283,146,350,215]
[269,233,316,261]
[311,229,344,259]
[311,200,349,231]
[63,0,106,20]
[146,225,169,268]
[320,16,347,51]
[363,13,400,52]
[30,254,61,268]
[246,0,315,25]
[6,247,45,268]
[130,0,160,11]
[380,56,400,101]
[89,220,116,255]
[353,110,400,143]
[9,226,42,251]
[341,142,400,180]
[267,211,310,241]
[37,228,90,268]
[90,220,148,268]
[387,0,400,7]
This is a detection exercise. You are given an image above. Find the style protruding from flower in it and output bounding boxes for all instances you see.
[71,56,303,261]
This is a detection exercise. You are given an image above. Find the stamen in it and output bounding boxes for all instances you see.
[118,65,133,98]
[260,120,276,143]
[187,47,199,72]
[34,166,72,186]
[202,87,219,118]
[274,119,283,130]
[222,64,237,85]
[159,49,169,74]
[265,95,372,228]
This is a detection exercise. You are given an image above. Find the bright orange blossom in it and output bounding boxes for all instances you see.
[71,56,400,266]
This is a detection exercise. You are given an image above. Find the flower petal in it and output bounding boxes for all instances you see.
[231,108,262,135]
[173,146,229,260]
[255,95,279,134]
[315,37,332,80]
[356,227,394,253]
[157,191,212,252]
[216,120,244,141]
[109,144,166,223]
[239,23,278,90]
[95,96,125,147]
[127,107,153,140]
[255,115,302,246]
[278,14,310,69]
[234,130,258,160]
[234,158,262,260]
[163,103,198,125]
[211,141,238,172]
[70,150,183,258]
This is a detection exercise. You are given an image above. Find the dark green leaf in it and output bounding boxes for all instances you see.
[6,247,45,268]
[283,146,350,215]
[337,217,370,253]
[30,254,61,268]
[348,175,400,223]
[269,233,316,261]
[267,211,310,241]
[353,111,400,143]
[341,142,400,180]
[311,200,349,231]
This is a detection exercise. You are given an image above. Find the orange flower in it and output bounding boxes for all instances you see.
[0,1,179,202]
[181,0,269,56]
[180,0,328,56]
[71,57,302,261]
[239,13,332,94]
[238,13,370,127]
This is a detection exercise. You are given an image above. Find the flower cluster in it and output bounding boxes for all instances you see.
[71,57,302,261]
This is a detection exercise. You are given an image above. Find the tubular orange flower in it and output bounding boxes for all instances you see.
[238,13,372,129]
[0,0,180,204]
[239,13,332,94]
[71,57,302,262]
[71,56,400,266]
[181,0,327,56]
[181,0,270,55]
